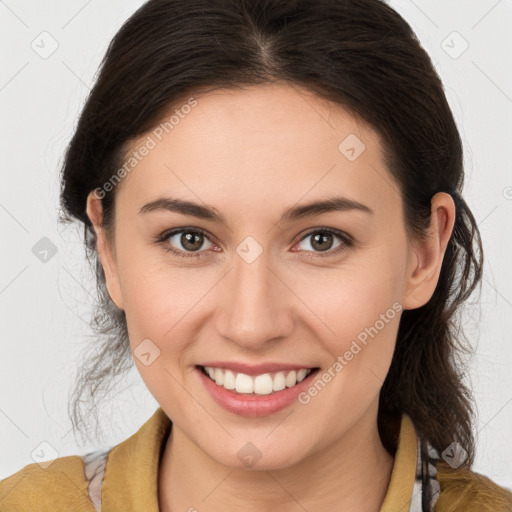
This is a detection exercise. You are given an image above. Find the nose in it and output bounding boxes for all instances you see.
[215,249,294,351]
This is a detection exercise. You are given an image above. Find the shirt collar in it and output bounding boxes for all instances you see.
[379,413,419,511]
[101,407,170,511]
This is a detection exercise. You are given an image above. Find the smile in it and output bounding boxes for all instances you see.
[199,365,316,395]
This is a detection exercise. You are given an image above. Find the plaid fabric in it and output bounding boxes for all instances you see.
[82,447,110,512]
[410,436,442,511]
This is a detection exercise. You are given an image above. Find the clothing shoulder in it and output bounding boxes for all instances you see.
[0,455,97,511]
[435,460,512,512]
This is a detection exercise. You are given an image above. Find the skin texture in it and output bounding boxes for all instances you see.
[86,83,455,512]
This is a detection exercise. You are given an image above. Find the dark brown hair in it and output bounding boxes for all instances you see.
[59,0,483,469]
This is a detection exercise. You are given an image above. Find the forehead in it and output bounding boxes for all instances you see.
[116,83,400,221]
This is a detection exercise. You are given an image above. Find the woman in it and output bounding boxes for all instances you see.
[1,0,511,510]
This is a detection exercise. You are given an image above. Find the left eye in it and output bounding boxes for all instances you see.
[295,229,348,253]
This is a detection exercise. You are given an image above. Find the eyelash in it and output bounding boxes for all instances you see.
[156,227,354,260]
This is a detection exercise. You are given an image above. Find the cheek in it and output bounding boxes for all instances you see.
[115,240,214,360]
[289,254,404,340]
[121,269,201,341]
[287,252,404,397]
[115,253,208,413]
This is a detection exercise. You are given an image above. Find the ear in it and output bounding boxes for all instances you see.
[401,192,456,310]
[85,191,124,310]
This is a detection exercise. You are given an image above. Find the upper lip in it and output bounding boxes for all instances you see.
[198,361,318,376]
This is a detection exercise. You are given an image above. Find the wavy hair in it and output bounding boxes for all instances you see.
[59,0,483,467]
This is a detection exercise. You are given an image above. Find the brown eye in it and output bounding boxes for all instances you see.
[310,232,335,251]
[294,228,353,259]
[180,231,205,251]
[297,230,344,252]
[162,229,215,256]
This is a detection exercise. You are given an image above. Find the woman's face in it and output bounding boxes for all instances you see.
[87,83,451,470]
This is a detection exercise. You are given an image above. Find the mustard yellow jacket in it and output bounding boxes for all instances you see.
[1,407,511,511]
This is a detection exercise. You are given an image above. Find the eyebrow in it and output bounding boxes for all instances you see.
[139,195,374,225]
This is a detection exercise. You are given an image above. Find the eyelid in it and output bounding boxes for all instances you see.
[295,226,353,245]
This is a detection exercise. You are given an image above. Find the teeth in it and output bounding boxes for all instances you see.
[223,369,236,390]
[297,368,308,382]
[273,371,286,391]
[202,366,314,394]
[214,368,224,385]
[235,373,255,393]
[253,374,273,395]
[285,370,297,387]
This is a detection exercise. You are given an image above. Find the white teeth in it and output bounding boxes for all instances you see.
[253,374,273,395]
[214,368,224,386]
[202,366,314,395]
[273,371,286,391]
[285,370,297,387]
[223,369,236,390]
[235,373,254,393]
[296,368,308,382]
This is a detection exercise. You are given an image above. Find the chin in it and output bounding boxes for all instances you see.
[202,436,311,472]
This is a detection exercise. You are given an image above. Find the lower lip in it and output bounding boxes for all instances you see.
[195,366,320,417]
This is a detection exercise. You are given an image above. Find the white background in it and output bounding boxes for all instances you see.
[1,0,511,489]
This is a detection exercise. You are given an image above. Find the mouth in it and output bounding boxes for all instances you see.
[196,364,320,396]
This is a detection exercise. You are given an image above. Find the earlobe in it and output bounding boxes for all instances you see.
[402,192,456,310]
[85,192,124,310]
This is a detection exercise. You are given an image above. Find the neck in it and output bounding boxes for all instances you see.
[158,403,395,512]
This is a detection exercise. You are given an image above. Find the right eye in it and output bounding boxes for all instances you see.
[157,228,218,259]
